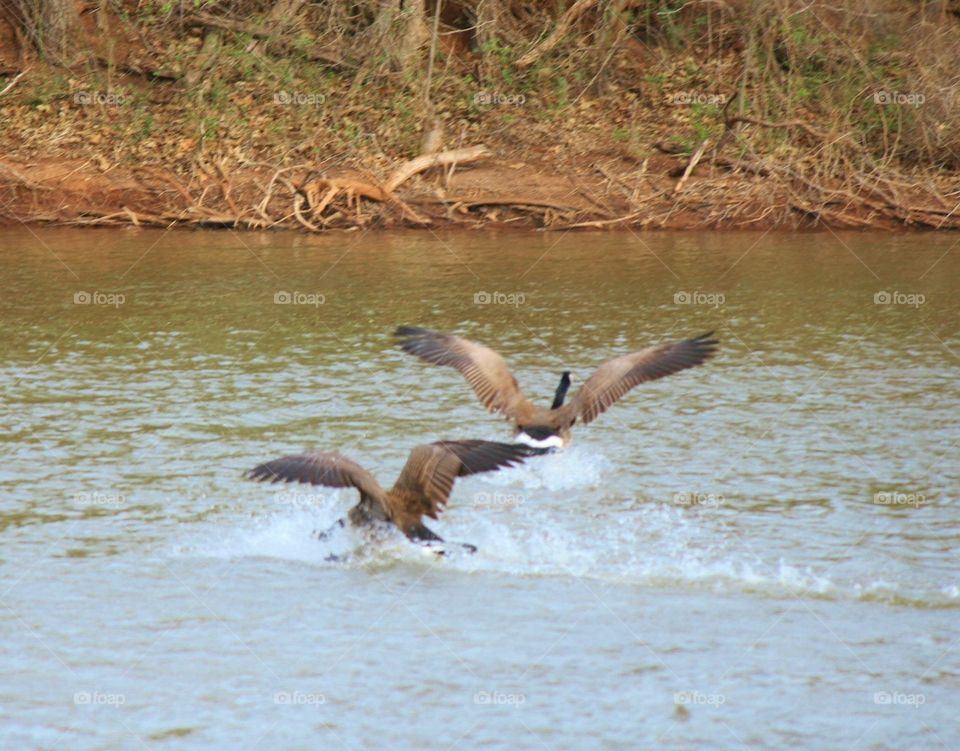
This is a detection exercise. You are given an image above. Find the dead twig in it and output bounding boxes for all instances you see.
[674,139,710,195]
[546,211,646,230]
[725,115,854,148]
[384,145,489,193]
[0,68,29,97]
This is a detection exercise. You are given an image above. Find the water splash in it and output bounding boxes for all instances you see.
[481,445,611,490]
[181,497,959,609]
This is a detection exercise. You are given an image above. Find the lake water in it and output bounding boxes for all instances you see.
[0,227,957,750]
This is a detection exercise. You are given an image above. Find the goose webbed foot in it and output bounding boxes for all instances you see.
[406,523,476,556]
[417,539,478,557]
[407,522,444,544]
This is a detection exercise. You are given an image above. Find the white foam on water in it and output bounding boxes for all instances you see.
[180,473,959,608]
[482,445,611,491]
[175,495,359,565]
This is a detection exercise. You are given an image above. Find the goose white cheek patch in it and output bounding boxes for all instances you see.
[515,432,565,450]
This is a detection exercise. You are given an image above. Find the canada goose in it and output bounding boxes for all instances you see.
[245,440,542,553]
[395,326,718,448]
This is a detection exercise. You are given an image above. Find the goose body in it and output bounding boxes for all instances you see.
[245,440,542,552]
[395,326,718,446]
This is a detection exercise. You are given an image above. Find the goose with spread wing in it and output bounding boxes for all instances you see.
[245,440,542,553]
[395,326,718,448]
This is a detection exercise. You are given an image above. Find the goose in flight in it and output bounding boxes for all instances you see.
[395,326,718,448]
[246,440,543,553]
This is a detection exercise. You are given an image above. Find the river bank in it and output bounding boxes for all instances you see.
[2,1,959,231]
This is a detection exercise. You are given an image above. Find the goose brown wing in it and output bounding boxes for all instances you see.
[389,440,541,525]
[560,332,718,425]
[394,326,538,423]
[245,451,387,502]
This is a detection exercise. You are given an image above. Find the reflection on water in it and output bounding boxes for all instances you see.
[0,228,957,750]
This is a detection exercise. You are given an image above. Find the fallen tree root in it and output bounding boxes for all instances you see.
[272,146,491,229]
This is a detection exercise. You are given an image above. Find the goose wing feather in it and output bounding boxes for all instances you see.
[390,440,542,524]
[245,451,387,503]
[559,332,718,425]
[395,326,538,423]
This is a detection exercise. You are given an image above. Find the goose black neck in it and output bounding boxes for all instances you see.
[551,371,572,409]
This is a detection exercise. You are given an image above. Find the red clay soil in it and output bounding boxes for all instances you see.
[1,153,813,232]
